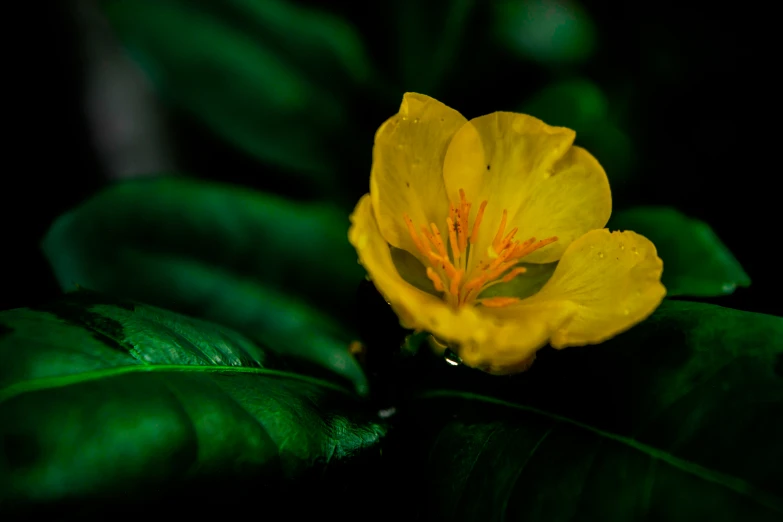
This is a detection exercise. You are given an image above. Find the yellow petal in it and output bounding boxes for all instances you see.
[349,194,482,340]
[442,112,611,264]
[370,93,467,258]
[458,229,665,374]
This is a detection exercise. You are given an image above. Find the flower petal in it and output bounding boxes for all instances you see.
[349,194,482,339]
[370,93,467,257]
[442,112,611,264]
[458,229,665,374]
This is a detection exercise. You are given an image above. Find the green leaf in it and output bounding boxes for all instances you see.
[494,0,596,66]
[103,0,373,184]
[394,301,783,520]
[609,206,751,297]
[396,0,476,94]
[522,79,634,184]
[42,178,367,393]
[0,292,385,514]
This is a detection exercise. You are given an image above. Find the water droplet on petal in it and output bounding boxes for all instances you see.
[444,348,463,366]
[623,308,631,316]
[401,116,408,121]
[631,246,639,255]
[597,252,605,259]
[620,243,625,251]
[413,118,420,123]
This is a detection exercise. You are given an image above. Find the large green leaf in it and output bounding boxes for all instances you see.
[0,291,385,516]
[42,178,367,393]
[103,0,373,186]
[391,301,782,520]
[609,206,750,297]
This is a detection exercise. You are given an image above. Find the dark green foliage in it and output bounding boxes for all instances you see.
[390,301,783,520]
[0,292,385,517]
[42,178,367,392]
[609,207,751,297]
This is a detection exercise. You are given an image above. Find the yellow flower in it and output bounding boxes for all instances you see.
[349,93,665,374]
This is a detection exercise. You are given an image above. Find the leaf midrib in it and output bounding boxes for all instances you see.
[417,389,783,514]
[0,365,353,403]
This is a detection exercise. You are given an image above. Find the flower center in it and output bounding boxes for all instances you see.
[403,189,557,308]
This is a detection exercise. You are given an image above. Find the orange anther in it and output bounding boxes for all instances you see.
[501,227,518,247]
[449,269,464,296]
[446,216,460,261]
[492,209,508,253]
[463,273,487,293]
[426,267,445,292]
[404,213,430,258]
[484,260,518,283]
[470,201,487,244]
[430,255,458,279]
[429,223,448,258]
[515,236,558,259]
[501,266,527,283]
[458,190,470,252]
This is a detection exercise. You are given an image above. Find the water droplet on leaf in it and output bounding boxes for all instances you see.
[444,348,463,366]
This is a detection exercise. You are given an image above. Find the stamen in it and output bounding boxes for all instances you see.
[449,269,464,296]
[446,216,460,261]
[501,266,527,283]
[431,255,458,279]
[458,190,469,252]
[501,227,518,246]
[483,260,519,283]
[426,267,444,292]
[510,237,536,258]
[429,223,447,258]
[479,297,521,308]
[485,244,516,273]
[470,201,487,244]
[404,213,430,258]
[399,190,558,309]
[513,236,559,259]
[463,273,487,293]
[492,209,508,253]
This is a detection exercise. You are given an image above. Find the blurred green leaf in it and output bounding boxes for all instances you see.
[42,178,367,393]
[0,291,385,515]
[609,206,751,297]
[523,78,607,128]
[394,301,783,520]
[397,0,476,94]
[494,0,596,65]
[103,0,373,185]
[522,79,634,183]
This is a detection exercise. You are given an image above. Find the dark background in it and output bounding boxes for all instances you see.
[4,1,777,316]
